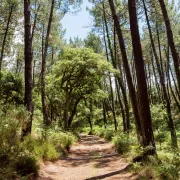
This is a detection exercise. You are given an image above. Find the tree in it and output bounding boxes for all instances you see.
[41,0,55,126]
[142,0,178,147]
[47,47,114,129]
[108,0,142,138]
[0,0,19,73]
[84,32,103,53]
[128,0,156,151]
[158,0,180,92]
[22,0,33,137]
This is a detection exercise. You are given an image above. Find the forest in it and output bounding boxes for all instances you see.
[0,0,180,179]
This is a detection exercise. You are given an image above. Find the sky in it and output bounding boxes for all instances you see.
[61,0,179,41]
[61,0,93,41]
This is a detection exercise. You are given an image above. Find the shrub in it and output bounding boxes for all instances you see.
[41,142,59,160]
[49,132,76,151]
[158,164,179,180]
[0,104,78,178]
[104,128,114,141]
[15,156,39,176]
[154,131,168,143]
[112,133,131,154]
[92,126,105,137]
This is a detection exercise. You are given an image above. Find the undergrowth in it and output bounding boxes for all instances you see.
[0,106,77,179]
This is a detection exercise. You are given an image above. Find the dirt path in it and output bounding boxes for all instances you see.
[38,134,138,180]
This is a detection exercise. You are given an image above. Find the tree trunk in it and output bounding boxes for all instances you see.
[128,0,156,150]
[108,0,142,140]
[41,0,55,125]
[0,4,14,73]
[115,78,127,132]
[64,91,69,129]
[103,100,107,129]
[143,0,178,147]
[68,98,81,128]
[109,75,117,131]
[22,0,33,138]
[158,0,180,92]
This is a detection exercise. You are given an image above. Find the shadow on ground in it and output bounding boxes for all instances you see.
[85,164,133,180]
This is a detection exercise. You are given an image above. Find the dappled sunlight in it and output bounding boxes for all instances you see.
[38,134,137,180]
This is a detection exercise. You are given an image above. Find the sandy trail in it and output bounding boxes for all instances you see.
[38,134,138,180]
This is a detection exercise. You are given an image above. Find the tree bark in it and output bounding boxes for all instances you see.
[143,0,178,147]
[22,0,33,138]
[128,0,155,150]
[41,0,55,125]
[108,0,142,140]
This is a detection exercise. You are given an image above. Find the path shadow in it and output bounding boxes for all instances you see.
[60,153,118,161]
[85,164,132,180]
[60,153,119,167]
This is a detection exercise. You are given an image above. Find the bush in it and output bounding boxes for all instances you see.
[0,71,23,105]
[154,131,168,143]
[15,156,39,176]
[113,133,131,154]
[0,106,77,178]
[159,164,179,180]
[104,128,114,141]
[49,132,76,151]
[92,126,105,137]
[0,106,40,179]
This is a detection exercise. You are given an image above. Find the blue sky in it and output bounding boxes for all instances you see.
[61,0,93,41]
[61,0,179,41]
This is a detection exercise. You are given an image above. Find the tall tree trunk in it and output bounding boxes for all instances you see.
[0,4,14,73]
[158,0,180,92]
[115,78,127,132]
[103,3,130,131]
[114,25,130,131]
[22,0,33,138]
[109,75,117,131]
[169,66,180,100]
[32,3,40,88]
[103,100,107,129]
[108,0,142,140]
[102,16,118,131]
[150,49,162,103]
[128,0,155,150]
[41,0,55,125]
[143,0,178,147]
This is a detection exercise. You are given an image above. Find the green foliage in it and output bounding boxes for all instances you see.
[0,71,23,105]
[47,47,115,127]
[0,106,39,179]
[154,131,168,143]
[158,164,178,180]
[157,150,180,179]
[49,132,77,151]
[84,32,103,53]
[112,133,131,154]
[0,105,77,178]
[104,128,114,141]
[150,104,167,131]
[92,126,105,137]
[15,156,39,176]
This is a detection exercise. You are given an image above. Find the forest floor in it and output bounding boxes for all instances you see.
[38,134,139,180]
